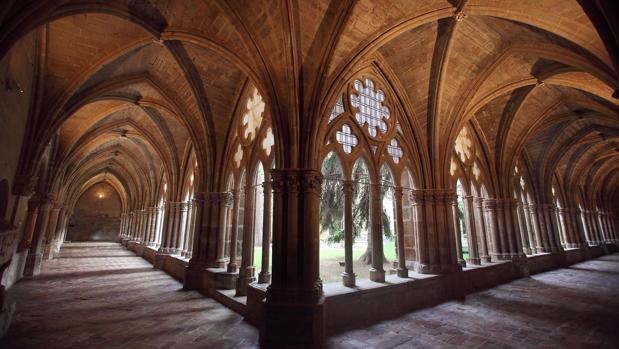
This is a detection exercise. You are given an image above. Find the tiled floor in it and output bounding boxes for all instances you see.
[3,244,619,349]
[1,242,259,349]
[328,253,619,349]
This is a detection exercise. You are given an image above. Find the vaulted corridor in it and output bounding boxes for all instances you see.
[2,245,618,348]
[1,243,259,348]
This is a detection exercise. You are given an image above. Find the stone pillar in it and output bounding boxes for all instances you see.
[369,183,385,282]
[18,196,40,252]
[598,212,608,243]
[516,202,531,254]
[483,199,502,261]
[452,198,466,267]
[24,194,54,277]
[184,193,206,290]
[182,202,193,257]
[185,202,197,258]
[494,201,509,259]
[532,204,551,253]
[463,196,480,265]
[52,210,68,257]
[227,190,240,272]
[394,187,408,276]
[215,194,233,264]
[508,199,526,259]
[236,184,257,296]
[42,205,62,260]
[160,202,173,253]
[410,190,429,271]
[545,205,563,252]
[342,180,356,286]
[261,169,324,348]
[473,198,491,263]
[258,180,273,284]
[174,202,188,254]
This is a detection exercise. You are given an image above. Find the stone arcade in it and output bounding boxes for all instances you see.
[0,1,618,348]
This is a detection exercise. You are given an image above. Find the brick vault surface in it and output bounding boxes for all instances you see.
[2,244,619,349]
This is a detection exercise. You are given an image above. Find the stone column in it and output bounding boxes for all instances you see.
[598,212,608,243]
[532,204,551,253]
[215,194,233,264]
[463,196,480,265]
[261,169,324,348]
[494,201,509,259]
[483,199,502,261]
[258,180,273,284]
[473,198,491,263]
[394,187,408,276]
[42,205,62,260]
[369,183,385,282]
[18,196,40,252]
[184,193,206,289]
[185,201,197,258]
[508,199,526,259]
[516,202,531,254]
[452,198,466,267]
[174,202,188,254]
[24,194,54,277]
[182,202,194,257]
[227,190,240,272]
[342,180,356,286]
[236,184,257,296]
[160,202,174,253]
[410,190,429,271]
[52,210,68,257]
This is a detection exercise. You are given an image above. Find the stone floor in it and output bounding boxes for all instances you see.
[1,242,259,349]
[2,245,619,349]
[328,253,619,349]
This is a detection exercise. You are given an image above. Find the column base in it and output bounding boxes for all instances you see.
[214,258,228,268]
[369,268,385,282]
[468,257,481,265]
[457,259,467,268]
[258,271,271,284]
[261,296,325,349]
[23,253,43,277]
[342,272,356,287]
[396,267,408,278]
[227,263,238,273]
[481,255,492,263]
[236,266,256,296]
[536,247,550,254]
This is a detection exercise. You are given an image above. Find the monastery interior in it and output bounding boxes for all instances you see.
[0,1,618,348]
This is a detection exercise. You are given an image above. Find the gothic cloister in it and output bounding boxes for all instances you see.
[0,1,618,348]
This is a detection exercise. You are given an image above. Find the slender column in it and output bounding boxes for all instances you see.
[18,196,40,251]
[175,202,188,254]
[474,198,491,262]
[185,202,197,258]
[516,202,531,254]
[24,194,54,277]
[508,200,526,259]
[494,201,509,259]
[393,187,408,276]
[258,180,273,283]
[369,183,385,282]
[533,204,551,252]
[43,205,62,259]
[182,202,193,256]
[545,205,562,252]
[452,198,466,267]
[598,212,608,242]
[184,192,206,288]
[214,194,233,263]
[227,190,240,272]
[160,202,174,253]
[149,207,158,245]
[483,199,501,261]
[262,169,324,348]
[463,196,480,265]
[341,180,356,286]
[236,184,257,296]
[410,190,430,271]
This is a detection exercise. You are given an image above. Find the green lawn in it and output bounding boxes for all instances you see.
[253,241,470,273]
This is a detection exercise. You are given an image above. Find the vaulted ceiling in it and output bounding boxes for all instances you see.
[1,0,617,211]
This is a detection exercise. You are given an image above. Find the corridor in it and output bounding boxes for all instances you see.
[3,245,619,348]
[1,243,259,348]
[328,253,619,348]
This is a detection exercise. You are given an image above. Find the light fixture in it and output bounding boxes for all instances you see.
[98,193,104,199]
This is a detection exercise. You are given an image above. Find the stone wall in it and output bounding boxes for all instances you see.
[66,183,121,242]
[0,31,37,289]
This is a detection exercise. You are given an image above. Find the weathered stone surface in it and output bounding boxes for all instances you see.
[328,253,619,348]
[1,242,259,348]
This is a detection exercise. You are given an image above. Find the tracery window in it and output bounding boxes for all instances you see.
[222,84,276,296]
[320,76,414,286]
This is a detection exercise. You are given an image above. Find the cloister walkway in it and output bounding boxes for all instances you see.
[1,242,259,348]
[2,244,618,348]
